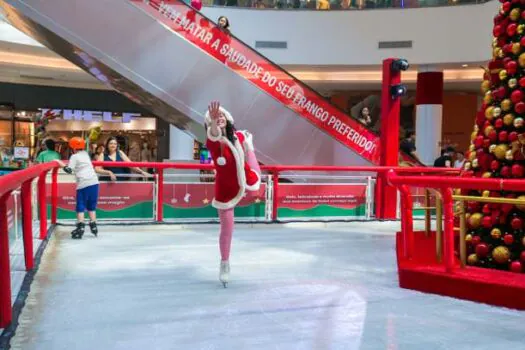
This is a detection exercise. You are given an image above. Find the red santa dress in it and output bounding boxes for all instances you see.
[205,108,260,210]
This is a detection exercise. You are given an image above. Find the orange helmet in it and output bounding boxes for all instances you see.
[69,137,85,150]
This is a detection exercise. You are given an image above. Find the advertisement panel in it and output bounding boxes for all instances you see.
[162,183,266,220]
[47,182,154,220]
[277,184,367,219]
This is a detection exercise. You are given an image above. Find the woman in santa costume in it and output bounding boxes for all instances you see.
[205,101,261,287]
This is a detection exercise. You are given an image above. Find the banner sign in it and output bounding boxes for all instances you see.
[47,182,154,220]
[130,0,380,164]
[277,184,367,218]
[162,183,266,219]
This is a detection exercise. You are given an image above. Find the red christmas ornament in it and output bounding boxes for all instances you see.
[511,217,523,230]
[520,76,525,87]
[488,130,498,142]
[509,131,518,141]
[515,101,525,114]
[496,86,508,100]
[501,165,511,177]
[511,89,523,103]
[510,260,522,273]
[491,160,501,171]
[499,130,509,142]
[476,243,490,258]
[520,251,525,262]
[474,135,484,148]
[482,215,493,228]
[482,204,492,214]
[483,139,492,150]
[512,163,525,177]
[507,23,518,36]
[503,1,512,12]
[504,234,515,245]
[521,37,525,47]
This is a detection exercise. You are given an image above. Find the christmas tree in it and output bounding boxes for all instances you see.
[463,0,525,273]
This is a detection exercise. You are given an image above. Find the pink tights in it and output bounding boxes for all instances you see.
[218,149,260,261]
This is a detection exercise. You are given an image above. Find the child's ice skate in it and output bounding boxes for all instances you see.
[89,221,98,237]
[71,222,85,239]
[219,260,230,288]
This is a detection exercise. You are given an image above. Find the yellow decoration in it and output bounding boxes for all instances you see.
[469,144,475,152]
[489,144,497,153]
[504,113,515,126]
[493,107,502,118]
[481,80,491,93]
[517,195,525,211]
[465,234,473,243]
[468,213,483,228]
[519,24,525,34]
[492,246,511,264]
[484,91,493,104]
[472,158,479,168]
[485,106,495,120]
[471,131,478,141]
[494,144,509,159]
[499,69,508,81]
[482,172,492,178]
[509,78,518,89]
[468,151,476,161]
[506,150,514,161]
[520,53,525,67]
[501,100,512,112]
[491,228,502,239]
[511,8,521,21]
[484,125,495,137]
[467,253,479,266]
[482,190,490,197]
[512,43,521,55]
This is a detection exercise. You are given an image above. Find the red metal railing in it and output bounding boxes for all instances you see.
[386,170,525,272]
[0,161,458,328]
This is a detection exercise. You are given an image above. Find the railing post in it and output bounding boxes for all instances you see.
[365,176,372,220]
[38,171,49,239]
[51,168,59,225]
[459,200,467,268]
[156,169,164,222]
[271,172,279,222]
[399,185,414,260]
[424,189,431,236]
[21,180,34,271]
[0,192,13,328]
[441,187,455,273]
[435,196,443,263]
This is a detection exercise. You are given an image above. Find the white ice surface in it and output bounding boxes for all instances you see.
[8,222,525,350]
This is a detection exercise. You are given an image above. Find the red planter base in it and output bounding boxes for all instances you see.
[396,231,525,310]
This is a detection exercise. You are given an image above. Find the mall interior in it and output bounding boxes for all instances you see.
[2,1,525,349]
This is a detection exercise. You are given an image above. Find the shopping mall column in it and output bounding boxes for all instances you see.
[169,125,194,161]
[415,67,444,165]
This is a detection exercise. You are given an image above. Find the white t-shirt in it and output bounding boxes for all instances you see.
[454,159,465,169]
[68,151,99,189]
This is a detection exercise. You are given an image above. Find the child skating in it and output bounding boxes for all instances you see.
[205,101,261,287]
[56,137,100,239]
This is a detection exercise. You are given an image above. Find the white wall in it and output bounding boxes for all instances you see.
[202,1,498,66]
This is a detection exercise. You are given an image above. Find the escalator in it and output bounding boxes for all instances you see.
[0,0,409,166]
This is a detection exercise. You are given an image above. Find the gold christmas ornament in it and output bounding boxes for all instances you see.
[516,195,525,211]
[489,144,497,153]
[469,213,483,228]
[464,162,472,170]
[484,125,495,137]
[501,99,512,111]
[492,246,511,264]
[481,80,491,93]
[467,253,479,266]
[493,107,502,117]
[519,24,525,34]
[465,234,473,243]
[484,91,493,104]
[494,144,509,159]
[482,190,490,197]
[485,106,495,120]
[482,172,492,178]
[499,69,508,80]
[520,53,525,67]
[504,113,515,126]
[472,158,479,168]
[491,228,502,239]
[469,144,476,152]
[514,117,524,128]
[511,8,522,21]
[471,131,478,141]
[498,48,505,58]
[512,43,521,55]
[522,236,525,247]
[509,78,518,89]
[506,149,514,160]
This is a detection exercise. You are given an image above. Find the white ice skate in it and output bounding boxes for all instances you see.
[219,260,230,288]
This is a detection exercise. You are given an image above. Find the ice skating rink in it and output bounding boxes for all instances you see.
[9,222,525,350]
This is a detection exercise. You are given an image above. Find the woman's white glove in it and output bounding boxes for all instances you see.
[243,131,254,152]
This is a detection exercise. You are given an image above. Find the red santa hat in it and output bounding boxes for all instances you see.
[204,106,234,126]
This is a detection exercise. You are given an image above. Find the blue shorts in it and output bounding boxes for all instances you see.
[76,184,99,213]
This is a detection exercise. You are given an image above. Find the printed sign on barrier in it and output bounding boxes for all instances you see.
[162,183,266,220]
[47,182,154,220]
[277,184,367,219]
[6,194,16,243]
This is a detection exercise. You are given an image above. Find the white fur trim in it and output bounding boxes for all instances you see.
[211,135,246,210]
[206,126,222,142]
[204,106,234,126]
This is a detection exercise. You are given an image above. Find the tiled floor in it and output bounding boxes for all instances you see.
[6,222,525,350]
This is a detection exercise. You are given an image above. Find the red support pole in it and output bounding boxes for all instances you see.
[38,171,49,239]
[398,185,414,260]
[272,172,279,221]
[378,58,402,219]
[51,168,58,225]
[441,187,455,272]
[21,180,34,271]
[0,193,13,328]
[156,170,164,222]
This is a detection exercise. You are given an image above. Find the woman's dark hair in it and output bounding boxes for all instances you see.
[225,120,236,144]
[218,16,230,30]
[105,136,119,154]
[44,139,56,151]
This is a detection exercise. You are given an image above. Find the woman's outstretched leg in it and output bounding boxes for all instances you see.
[218,208,234,286]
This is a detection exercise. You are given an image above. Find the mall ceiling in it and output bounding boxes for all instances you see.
[0,39,484,96]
